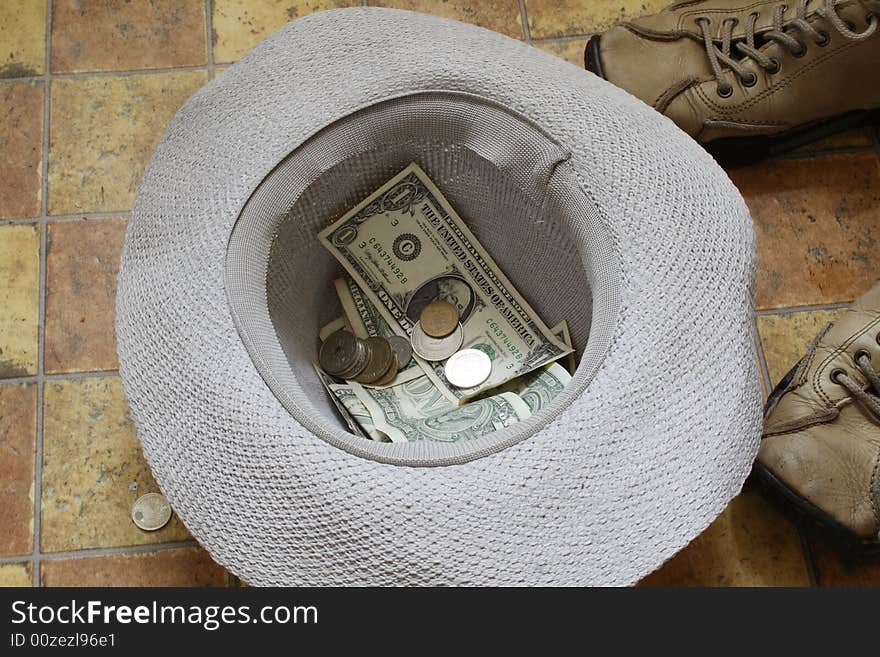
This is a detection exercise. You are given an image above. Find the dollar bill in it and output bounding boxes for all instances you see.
[473,361,571,412]
[504,362,572,414]
[319,162,572,405]
[319,316,349,342]
[550,320,577,374]
[328,382,390,442]
[349,376,531,443]
[313,363,388,441]
[334,276,424,388]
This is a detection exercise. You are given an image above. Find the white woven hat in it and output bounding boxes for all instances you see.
[117,7,762,586]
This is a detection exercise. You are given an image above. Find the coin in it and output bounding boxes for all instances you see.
[411,321,463,361]
[132,492,172,531]
[354,336,394,384]
[419,300,459,338]
[337,338,369,380]
[444,348,492,388]
[387,335,412,369]
[319,330,362,376]
[369,354,399,386]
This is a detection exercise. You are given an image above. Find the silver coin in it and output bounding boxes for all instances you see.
[444,348,492,388]
[132,492,172,531]
[387,335,412,369]
[410,321,463,362]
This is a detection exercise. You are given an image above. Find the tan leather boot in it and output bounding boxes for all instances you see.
[756,282,880,548]
[585,0,880,164]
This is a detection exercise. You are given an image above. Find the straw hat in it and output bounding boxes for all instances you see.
[117,7,762,585]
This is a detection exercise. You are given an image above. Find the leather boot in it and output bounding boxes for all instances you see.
[756,281,880,548]
[585,0,880,164]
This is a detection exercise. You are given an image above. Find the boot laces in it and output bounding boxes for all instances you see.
[697,0,879,96]
[835,352,880,420]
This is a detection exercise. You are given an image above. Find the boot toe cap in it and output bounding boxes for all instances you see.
[758,427,880,539]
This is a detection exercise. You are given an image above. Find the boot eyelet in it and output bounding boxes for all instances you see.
[816,31,830,46]
[845,20,857,31]
[717,84,733,98]
[855,349,871,363]
[742,73,758,87]
[830,368,847,384]
[766,58,781,74]
[876,332,880,346]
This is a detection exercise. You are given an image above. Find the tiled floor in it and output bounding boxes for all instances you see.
[0,0,878,588]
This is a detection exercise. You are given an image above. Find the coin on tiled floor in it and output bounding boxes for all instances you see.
[132,493,172,532]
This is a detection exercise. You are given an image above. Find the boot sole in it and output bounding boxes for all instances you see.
[751,361,880,557]
[706,108,880,167]
[583,35,880,167]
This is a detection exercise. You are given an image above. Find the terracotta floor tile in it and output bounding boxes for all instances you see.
[0,224,40,378]
[41,377,191,552]
[51,0,206,73]
[811,539,880,586]
[0,82,44,219]
[369,1,524,38]
[48,71,207,215]
[639,489,810,586]
[41,548,229,587]
[0,0,47,78]
[757,309,846,386]
[0,383,37,556]
[729,152,880,310]
[525,0,669,39]
[212,0,359,63]
[45,219,127,374]
[0,563,32,587]
[533,39,588,67]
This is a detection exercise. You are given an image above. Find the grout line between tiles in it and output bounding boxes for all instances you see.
[795,519,820,586]
[30,0,54,588]
[756,301,851,316]
[0,540,201,567]
[752,316,773,394]
[2,65,211,84]
[530,34,591,44]
[2,212,132,226]
[1,370,121,386]
[205,0,216,80]
[518,0,532,43]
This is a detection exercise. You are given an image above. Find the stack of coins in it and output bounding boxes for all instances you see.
[319,330,398,385]
[411,300,463,362]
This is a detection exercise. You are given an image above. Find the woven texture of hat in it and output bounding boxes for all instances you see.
[117,7,762,586]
